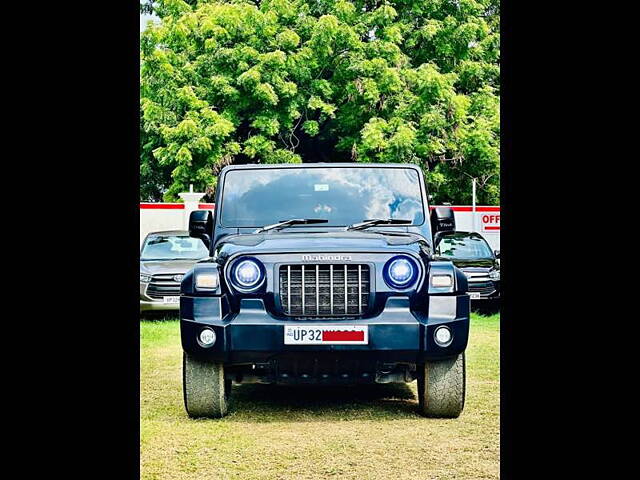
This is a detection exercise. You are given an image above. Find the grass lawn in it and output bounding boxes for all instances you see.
[141,313,499,480]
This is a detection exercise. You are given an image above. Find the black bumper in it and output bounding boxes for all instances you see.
[180,294,470,365]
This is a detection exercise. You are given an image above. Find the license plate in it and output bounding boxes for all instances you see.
[163,296,180,304]
[469,292,481,299]
[284,325,368,345]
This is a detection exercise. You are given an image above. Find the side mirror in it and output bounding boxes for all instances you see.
[494,250,500,259]
[430,207,456,235]
[189,210,213,250]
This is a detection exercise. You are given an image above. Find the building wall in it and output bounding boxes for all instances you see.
[140,202,214,246]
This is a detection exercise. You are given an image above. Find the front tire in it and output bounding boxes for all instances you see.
[183,353,231,418]
[417,353,465,418]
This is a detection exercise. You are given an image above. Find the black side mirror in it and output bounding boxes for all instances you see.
[189,210,213,250]
[430,207,456,235]
[494,249,500,259]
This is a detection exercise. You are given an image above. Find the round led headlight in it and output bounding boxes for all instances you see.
[198,328,216,347]
[384,255,419,289]
[230,258,265,292]
[434,326,452,346]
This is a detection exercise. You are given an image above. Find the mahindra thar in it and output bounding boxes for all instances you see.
[180,163,470,418]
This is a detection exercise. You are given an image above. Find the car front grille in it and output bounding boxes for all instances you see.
[279,264,370,317]
[468,280,496,296]
[146,273,181,299]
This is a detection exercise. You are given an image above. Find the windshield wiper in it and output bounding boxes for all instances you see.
[346,218,412,231]
[254,218,328,233]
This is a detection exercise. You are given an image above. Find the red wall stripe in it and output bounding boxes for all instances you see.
[140,203,184,209]
[428,206,500,212]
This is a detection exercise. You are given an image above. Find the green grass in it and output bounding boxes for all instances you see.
[141,313,499,480]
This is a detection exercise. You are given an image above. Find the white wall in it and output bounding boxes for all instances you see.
[140,205,187,246]
[445,207,501,251]
[140,202,500,251]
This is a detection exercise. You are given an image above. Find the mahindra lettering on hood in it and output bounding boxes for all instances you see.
[179,163,470,419]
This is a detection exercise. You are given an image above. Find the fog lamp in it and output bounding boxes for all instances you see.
[198,328,216,347]
[434,326,452,346]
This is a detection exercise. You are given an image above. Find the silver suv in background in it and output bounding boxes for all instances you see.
[140,231,209,312]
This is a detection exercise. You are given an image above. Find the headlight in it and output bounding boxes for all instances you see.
[140,274,151,283]
[195,272,219,289]
[489,270,500,280]
[230,258,265,292]
[384,255,419,289]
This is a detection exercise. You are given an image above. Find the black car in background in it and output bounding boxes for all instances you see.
[434,231,500,301]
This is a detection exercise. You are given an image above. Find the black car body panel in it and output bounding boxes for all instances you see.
[180,163,470,385]
[434,231,500,300]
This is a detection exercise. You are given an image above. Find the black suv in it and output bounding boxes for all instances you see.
[434,231,500,301]
[180,163,470,418]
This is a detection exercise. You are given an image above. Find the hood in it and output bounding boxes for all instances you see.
[214,230,430,261]
[140,259,203,275]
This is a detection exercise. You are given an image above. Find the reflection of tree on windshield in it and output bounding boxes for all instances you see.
[142,236,209,260]
[234,174,368,225]
[436,236,492,258]
[221,168,425,227]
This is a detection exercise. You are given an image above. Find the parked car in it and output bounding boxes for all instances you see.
[434,231,500,301]
[140,231,209,312]
[180,163,471,419]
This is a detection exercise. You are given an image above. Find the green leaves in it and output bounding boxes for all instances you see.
[141,0,500,204]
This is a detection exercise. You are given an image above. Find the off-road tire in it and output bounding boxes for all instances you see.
[183,353,231,418]
[417,353,465,418]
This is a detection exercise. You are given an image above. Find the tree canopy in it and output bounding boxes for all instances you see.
[140,0,500,203]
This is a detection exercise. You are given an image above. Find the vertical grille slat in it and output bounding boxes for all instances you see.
[301,265,305,315]
[330,265,334,313]
[344,265,348,314]
[287,265,291,314]
[279,264,370,317]
[358,265,362,315]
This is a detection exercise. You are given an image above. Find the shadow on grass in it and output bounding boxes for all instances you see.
[224,382,420,422]
[471,300,501,316]
[140,311,180,322]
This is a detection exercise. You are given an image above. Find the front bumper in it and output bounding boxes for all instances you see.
[180,294,470,365]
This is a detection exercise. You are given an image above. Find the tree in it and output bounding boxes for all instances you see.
[140,0,500,203]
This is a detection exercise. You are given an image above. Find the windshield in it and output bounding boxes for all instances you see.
[220,167,425,228]
[141,235,209,260]
[435,235,493,259]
